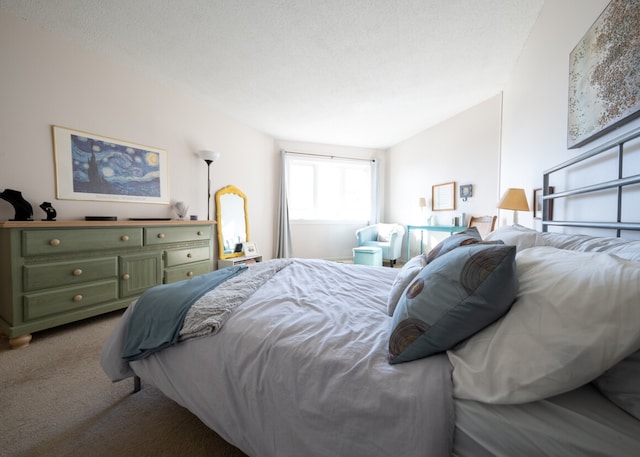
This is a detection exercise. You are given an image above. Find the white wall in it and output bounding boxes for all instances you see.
[386,94,503,258]
[500,0,640,232]
[385,0,640,249]
[0,11,276,260]
[275,139,386,260]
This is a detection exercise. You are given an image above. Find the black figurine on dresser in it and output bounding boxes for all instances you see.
[0,189,34,221]
[39,202,57,221]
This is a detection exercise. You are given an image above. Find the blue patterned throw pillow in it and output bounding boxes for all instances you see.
[388,243,518,364]
[424,226,483,264]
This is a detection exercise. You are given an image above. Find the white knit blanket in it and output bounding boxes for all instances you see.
[179,259,292,341]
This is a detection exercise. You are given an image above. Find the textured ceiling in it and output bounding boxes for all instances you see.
[1,0,544,148]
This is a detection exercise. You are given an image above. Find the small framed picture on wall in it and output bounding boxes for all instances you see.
[533,187,554,220]
[432,182,456,211]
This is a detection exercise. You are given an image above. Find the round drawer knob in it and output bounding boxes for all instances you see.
[122,273,130,280]
[73,269,83,276]
[187,271,194,277]
[121,235,130,241]
[49,239,61,247]
[187,253,193,258]
[157,233,165,239]
[197,231,204,236]
[73,294,83,302]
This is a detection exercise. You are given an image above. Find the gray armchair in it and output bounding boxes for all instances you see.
[355,223,405,266]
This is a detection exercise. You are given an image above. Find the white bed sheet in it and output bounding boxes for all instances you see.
[102,259,455,457]
[453,383,640,456]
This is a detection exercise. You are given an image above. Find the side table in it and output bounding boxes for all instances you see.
[406,225,467,259]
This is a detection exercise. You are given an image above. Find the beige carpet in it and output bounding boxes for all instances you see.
[0,311,248,457]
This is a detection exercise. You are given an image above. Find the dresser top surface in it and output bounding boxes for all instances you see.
[0,220,215,229]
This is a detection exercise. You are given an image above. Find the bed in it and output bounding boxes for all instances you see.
[101,128,640,457]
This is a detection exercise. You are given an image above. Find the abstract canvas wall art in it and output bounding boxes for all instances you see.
[568,0,640,149]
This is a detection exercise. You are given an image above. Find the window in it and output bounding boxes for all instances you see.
[286,154,374,222]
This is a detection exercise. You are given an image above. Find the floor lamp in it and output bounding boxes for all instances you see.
[498,188,529,225]
[199,150,221,220]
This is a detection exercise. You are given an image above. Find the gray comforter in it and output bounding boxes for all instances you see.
[102,259,454,457]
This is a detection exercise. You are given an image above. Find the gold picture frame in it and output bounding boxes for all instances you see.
[432,182,456,211]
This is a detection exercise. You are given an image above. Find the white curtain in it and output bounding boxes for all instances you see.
[370,159,380,225]
[275,150,292,258]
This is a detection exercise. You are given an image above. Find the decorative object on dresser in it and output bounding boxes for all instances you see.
[497,188,529,224]
[86,216,118,221]
[52,126,169,203]
[568,0,640,149]
[172,201,189,220]
[0,188,34,221]
[0,220,214,348]
[243,241,258,256]
[198,150,221,221]
[39,201,57,221]
[432,182,456,211]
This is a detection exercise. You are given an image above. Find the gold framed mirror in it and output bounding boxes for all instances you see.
[215,185,250,259]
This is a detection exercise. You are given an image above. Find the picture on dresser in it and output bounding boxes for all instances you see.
[52,126,169,203]
[243,241,258,256]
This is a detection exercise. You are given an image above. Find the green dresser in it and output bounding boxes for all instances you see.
[0,220,214,348]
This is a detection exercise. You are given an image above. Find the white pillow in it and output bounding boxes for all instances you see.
[448,246,640,404]
[377,224,396,242]
[386,254,426,316]
[540,231,640,263]
[484,224,547,252]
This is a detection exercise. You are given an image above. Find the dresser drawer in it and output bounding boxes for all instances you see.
[164,261,212,284]
[144,225,211,246]
[119,252,163,298]
[23,280,119,320]
[165,246,211,267]
[22,228,143,256]
[23,257,117,292]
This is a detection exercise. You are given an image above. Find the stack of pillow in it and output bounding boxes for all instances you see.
[387,227,518,364]
[388,223,640,414]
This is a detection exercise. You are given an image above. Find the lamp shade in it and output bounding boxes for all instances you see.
[498,188,529,211]
[418,197,427,208]
[199,150,221,162]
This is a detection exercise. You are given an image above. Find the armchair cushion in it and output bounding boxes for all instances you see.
[377,223,398,242]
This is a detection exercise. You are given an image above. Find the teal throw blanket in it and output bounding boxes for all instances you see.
[122,266,247,361]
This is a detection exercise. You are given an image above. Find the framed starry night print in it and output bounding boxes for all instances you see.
[52,126,169,203]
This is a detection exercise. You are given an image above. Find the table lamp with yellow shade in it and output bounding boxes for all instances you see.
[498,188,529,224]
